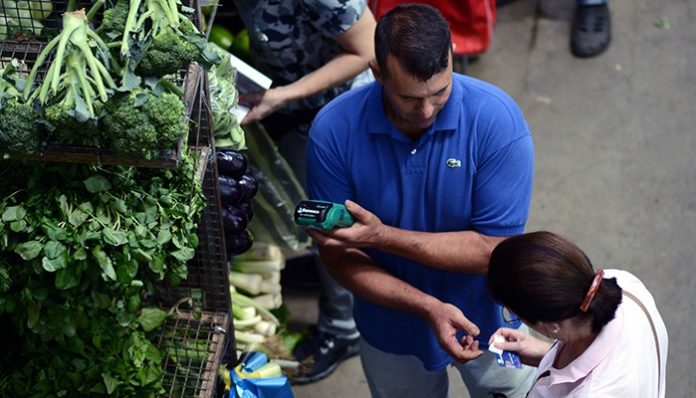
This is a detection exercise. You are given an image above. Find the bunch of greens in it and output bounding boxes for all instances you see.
[0,59,42,154]
[0,153,206,396]
[208,46,246,150]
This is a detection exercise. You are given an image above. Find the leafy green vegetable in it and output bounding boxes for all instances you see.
[0,152,206,396]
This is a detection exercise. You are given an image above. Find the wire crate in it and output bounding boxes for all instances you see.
[155,83,231,314]
[0,40,200,168]
[152,84,235,398]
[0,0,73,40]
[157,311,230,398]
[0,0,201,41]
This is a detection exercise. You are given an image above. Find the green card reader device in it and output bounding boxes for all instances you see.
[294,200,354,230]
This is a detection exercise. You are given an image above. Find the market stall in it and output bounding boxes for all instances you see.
[0,0,251,395]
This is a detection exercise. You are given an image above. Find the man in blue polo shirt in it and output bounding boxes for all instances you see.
[305,4,535,397]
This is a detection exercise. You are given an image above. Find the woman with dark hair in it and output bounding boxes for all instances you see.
[486,231,667,397]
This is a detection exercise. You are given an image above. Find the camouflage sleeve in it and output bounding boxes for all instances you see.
[303,0,367,38]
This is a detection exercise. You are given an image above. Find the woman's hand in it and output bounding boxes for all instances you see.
[489,327,553,367]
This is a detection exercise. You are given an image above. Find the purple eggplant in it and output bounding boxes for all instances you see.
[226,229,254,256]
[222,205,249,236]
[219,175,242,205]
[236,200,254,222]
[217,150,248,179]
[237,173,258,201]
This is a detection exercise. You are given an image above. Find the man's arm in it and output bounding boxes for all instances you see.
[310,238,484,362]
[240,7,376,123]
[312,200,507,275]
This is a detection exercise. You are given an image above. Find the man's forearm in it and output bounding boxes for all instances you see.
[321,248,441,320]
[375,227,506,274]
[280,53,370,103]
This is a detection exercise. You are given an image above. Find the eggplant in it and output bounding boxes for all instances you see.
[226,229,254,256]
[222,205,249,236]
[219,175,242,205]
[238,173,258,201]
[217,150,248,179]
[236,200,254,222]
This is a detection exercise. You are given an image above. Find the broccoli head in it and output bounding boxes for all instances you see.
[0,98,42,154]
[136,27,200,77]
[43,102,101,147]
[97,0,130,38]
[101,89,187,159]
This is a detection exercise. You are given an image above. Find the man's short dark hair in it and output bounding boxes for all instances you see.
[375,4,452,81]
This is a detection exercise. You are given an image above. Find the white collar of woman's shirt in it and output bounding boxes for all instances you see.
[529,302,624,396]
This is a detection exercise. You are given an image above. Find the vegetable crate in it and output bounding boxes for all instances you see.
[0,0,73,40]
[155,81,231,314]
[1,0,204,41]
[157,311,230,398]
[154,82,236,397]
[0,40,199,168]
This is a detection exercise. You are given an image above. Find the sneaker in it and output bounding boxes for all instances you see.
[290,326,360,384]
[571,3,611,58]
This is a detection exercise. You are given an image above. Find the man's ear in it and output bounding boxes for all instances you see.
[369,60,383,84]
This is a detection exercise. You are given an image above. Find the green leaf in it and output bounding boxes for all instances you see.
[102,373,119,394]
[111,198,128,214]
[44,241,66,259]
[122,70,142,90]
[116,259,138,284]
[156,228,172,245]
[2,205,26,222]
[43,220,67,241]
[27,300,40,329]
[136,307,168,332]
[55,268,80,290]
[15,240,43,260]
[84,175,112,193]
[42,255,67,272]
[148,255,165,274]
[74,247,88,260]
[70,95,91,123]
[103,228,128,246]
[10,219,27,232]
[171,247,195,262]
[140,238,158,248]
[92,246,116,280]
[68,209,89,227]
[58,194,70,215]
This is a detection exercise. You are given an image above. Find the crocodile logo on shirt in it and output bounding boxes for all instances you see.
[446,158,462,168]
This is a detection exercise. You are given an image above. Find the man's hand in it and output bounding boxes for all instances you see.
[239,87,288,124]
[305,200,386,249]
[428,302,484,363]
[489,327,552,367]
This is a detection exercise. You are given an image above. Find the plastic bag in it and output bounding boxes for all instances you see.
[222,352,294,398]
[242,122,310,252]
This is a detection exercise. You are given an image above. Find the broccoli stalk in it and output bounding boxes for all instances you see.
[23,9,117,119]
[112,0,216,78]
[120,0,180,57]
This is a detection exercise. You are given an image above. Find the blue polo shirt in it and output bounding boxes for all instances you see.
[306,73,534,371]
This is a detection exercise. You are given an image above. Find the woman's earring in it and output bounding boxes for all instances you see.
[552,326,560,334]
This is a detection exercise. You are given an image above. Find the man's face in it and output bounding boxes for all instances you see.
[374,53,453,136]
